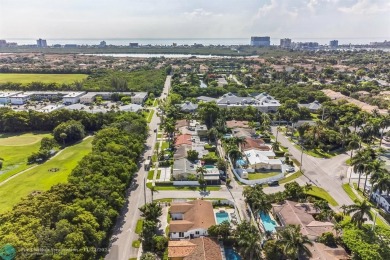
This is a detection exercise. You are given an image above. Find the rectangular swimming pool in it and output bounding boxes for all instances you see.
[259,212,277,232]
[215,212,230,224]
[225,247,241,260]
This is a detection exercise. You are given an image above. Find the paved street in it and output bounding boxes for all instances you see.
[105,76,171,260]
[272,126,354,207]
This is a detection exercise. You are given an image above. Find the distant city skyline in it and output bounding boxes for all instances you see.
[0,0,389,39]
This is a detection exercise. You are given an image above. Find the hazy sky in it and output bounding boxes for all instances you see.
[0,0,389,39]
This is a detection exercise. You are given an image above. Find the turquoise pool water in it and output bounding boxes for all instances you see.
[236,159,246,166]
[225,247,241,260]
[215,212,230,224]
[204,165,216,168]
[259,212,277,232]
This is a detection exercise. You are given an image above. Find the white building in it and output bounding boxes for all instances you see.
[371,191,390,213]
[215,92,281,113]
[10,93,33,105]
[244,149,282,171]
[62,92,86,104]
[0,92,22,104]
[169,200,216,239]
[131,92,148,104]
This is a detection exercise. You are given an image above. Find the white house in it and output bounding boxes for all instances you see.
[0,92,22,104]
[9,93,33,105]
[169,200,216,239]
[63,92,86,104]
[371,191,390,213]
[131,92,148,104]
[244,149,282,171]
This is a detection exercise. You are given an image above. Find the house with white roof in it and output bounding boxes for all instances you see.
[10,93,33,105]
[244,149,282,171]
[0,92,22,104]
[215,92,281,113]
[131,92,148,104]
[63,92,86,104]
[298,100,322,112]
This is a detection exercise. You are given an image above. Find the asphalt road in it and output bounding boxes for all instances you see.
[105,76,171,260]
[272,127,354,207]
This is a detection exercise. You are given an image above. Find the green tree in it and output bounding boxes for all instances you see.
[263,240,283,260]
[53,120,85,145]
[187,150,199,162]
[346,200,373,228]
[139,202,162,222]
[235,221,262,260]
[197,102,220,128]
[208,220,231,240]
[276,225,313,259]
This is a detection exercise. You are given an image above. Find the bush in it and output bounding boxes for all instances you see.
[53,120,85,145]
[318,232,337,247]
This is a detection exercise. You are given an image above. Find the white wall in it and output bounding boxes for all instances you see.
[169,228,208,239]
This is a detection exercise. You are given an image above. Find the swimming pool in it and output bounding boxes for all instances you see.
[259,212,277,232]
[236,159,246,166]
[204,165,216,168]
[225,247,241,260]
[215,212,230,224]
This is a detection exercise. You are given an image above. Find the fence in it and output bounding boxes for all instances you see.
[228,157,284,185]
[173,181,200,186]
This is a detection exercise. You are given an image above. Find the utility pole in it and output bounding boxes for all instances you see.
[300,144,304,172]
[143,177,146,204]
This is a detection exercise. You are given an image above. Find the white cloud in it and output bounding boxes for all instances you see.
[338,0,390,14]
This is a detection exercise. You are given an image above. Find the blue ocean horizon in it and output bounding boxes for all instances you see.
[4,37,389,46]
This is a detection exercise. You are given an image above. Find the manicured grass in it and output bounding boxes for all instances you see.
[147,109,154,123]
[0,137,93,213]
[161,141,169,150]
[305,186,339,206]
[279,171,303,184]
[132,240,140,248]
[147,170,155,180]
[342,183,359,202]
[0,73,87,84]
[153,99,158,107]
[294,144,336,158]
[135,219,143,234]
[248,171,281,180]
[155,142,160,150]
[157,133,163,138]
[0,132,51,183]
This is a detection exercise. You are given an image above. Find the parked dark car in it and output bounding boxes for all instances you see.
[268,180,279,186]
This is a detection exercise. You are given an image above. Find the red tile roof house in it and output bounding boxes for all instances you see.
[168,237,222,260]
[241,137,271,152]
[169,200,216,240]
[175,134,192,147]
[272,200,349,260]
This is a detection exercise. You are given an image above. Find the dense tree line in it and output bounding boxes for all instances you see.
[0,112,147,259]
[0,107,128,133]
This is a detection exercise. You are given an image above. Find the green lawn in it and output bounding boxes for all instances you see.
[132,240,140,248]
[342,184,388,227]
[147,110,154,123]
[0,73,87,84]
[248,171,281,180]
[305,186,338,206]
[147,170,155,180]
[0,132,52,182]
[135,219,143,234]
[161,142,169,150]
[0,137,93,213]
[279,171,303,184]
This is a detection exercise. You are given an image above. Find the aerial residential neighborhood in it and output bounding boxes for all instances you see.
[0,1,390,259]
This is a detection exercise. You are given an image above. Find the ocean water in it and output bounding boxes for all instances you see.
[4,37,389,46]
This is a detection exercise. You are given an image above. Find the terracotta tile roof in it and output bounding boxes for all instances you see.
[170,200,216,233]
[175,134,192,147]
[272,200,335,239]
[226,120,249,129]
[176,119,188,129]
[168,237,223,260]
[304,242,350,260]
[241,137,269,151]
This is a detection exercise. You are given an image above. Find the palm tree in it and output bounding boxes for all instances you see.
[350,147,376,190]
[59,132,67,146]
[340,126,351,148]
[139,202,162,222]
[348,134,361,160]
[346,200,373,228]
[228,149,242,166]
[196,166,207,190]
[379,115,390,146]
[370,168,390,196]
[363,159,383,194]
[276,225,313,259]
[235,221,262,260]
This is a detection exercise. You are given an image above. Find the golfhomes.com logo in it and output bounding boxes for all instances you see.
[0,244,16,260]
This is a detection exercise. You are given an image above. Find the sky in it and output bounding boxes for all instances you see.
[0,0,389,40]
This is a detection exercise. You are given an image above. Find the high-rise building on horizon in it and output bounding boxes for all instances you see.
[280,38,292,48]
[250,36,270,47]
[36,38,47,48]
[330,40,338,48]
